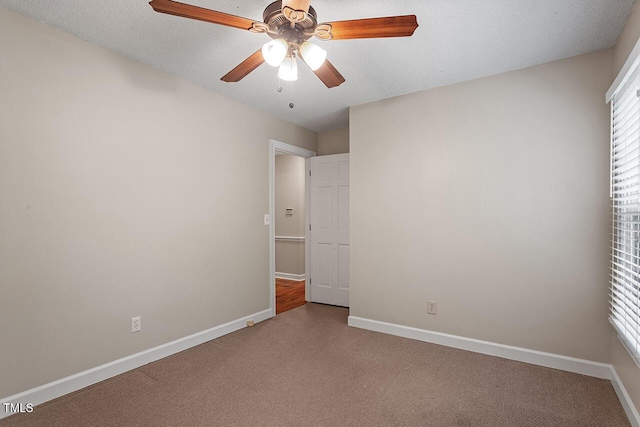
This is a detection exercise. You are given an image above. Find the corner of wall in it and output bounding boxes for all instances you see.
[614,0,640,77]
[317,127,350,155]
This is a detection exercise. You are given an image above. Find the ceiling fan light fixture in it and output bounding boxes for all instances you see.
[262,39,288,67]
[278,56,298,81]
[299,41,327,71]
[149,0,418,89]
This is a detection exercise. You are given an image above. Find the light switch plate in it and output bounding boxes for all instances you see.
[264,214,270,226]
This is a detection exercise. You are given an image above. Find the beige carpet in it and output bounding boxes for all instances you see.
[1,303,630,426]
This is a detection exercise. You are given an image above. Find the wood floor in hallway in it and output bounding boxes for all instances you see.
[276,278,306,314]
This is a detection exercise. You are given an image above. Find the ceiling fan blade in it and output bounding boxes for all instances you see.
[221,50,265,83]
[322,15,418,40]
[149,0,256,30]
[310,59,345,88]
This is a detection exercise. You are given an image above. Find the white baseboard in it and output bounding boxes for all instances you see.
[0,309,272,420]
[348,315,640,426]
[610,366,640,427]
[348,316,611,378]
[275,272,305,281]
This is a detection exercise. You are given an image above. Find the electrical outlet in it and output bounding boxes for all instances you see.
[427,301,437,315]
[131,316,141,333]
[246,320,255,327]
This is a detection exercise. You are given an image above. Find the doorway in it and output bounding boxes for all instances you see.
[275,153,306,314]
[268,140,315,317]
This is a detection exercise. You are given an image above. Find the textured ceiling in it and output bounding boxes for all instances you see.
[1,0,636,132]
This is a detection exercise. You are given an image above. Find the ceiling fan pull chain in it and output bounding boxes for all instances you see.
[289,78,295,109]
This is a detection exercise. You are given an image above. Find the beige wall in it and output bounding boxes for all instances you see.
[611,3,640,414]
[615,1,640,77]
[275,241,305,276]
[350,50,612,363]
[275,155,305,275]
[0,8,316,398]
[318,127,349,155]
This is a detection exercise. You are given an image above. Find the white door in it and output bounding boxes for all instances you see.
[309,153,350,307]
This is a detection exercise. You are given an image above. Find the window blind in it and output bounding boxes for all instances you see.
[610,60,640,364]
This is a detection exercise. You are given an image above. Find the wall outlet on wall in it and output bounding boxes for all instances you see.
[427,301,437,315]
[131,316,141,333]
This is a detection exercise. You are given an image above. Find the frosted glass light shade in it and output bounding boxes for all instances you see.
[299,41,327,71]
[262,39,288,67]
[278,56,298,81]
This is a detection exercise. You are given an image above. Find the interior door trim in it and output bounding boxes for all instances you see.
[268,139,316,317]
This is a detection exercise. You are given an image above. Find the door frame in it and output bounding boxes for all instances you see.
[269,139,316,317]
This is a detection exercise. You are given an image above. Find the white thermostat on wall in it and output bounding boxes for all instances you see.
[285,208,293,216]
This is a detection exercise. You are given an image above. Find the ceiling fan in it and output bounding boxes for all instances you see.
[149,0,418,88]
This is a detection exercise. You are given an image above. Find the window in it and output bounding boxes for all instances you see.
[610,55,640,364]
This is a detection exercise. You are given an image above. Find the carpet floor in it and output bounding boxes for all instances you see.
[0,303,630,426]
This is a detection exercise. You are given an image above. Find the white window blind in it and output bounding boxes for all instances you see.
[610,60,640,364]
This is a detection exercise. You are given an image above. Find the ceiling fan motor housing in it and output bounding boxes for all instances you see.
[263,1,317,47]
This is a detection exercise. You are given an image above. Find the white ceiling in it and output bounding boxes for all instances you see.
[1,0,636,132]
